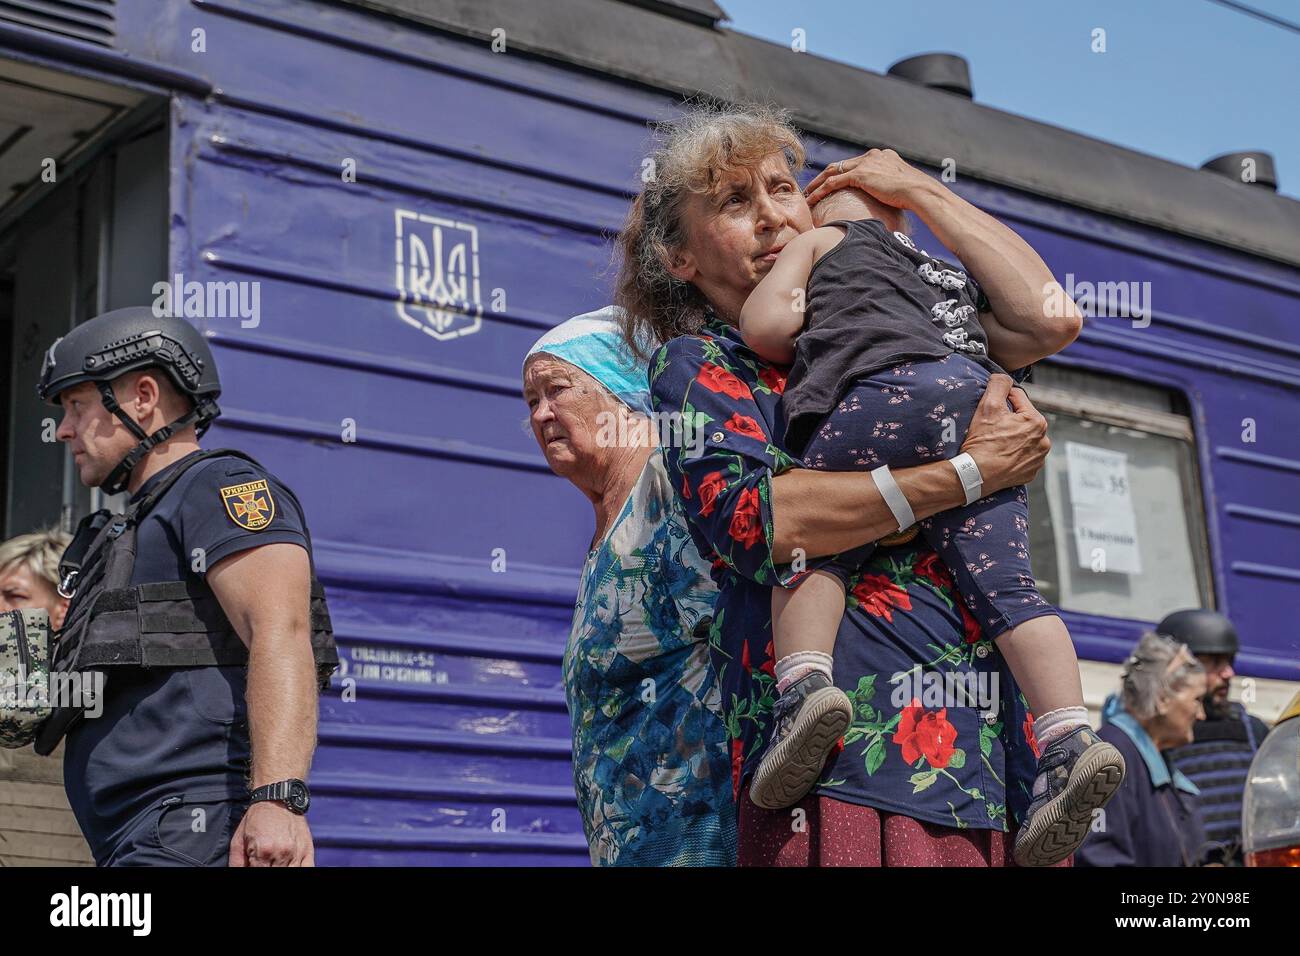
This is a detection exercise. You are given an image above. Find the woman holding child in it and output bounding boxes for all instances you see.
[614,102,1110,866]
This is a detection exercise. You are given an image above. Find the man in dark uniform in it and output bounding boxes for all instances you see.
[1162,608,1270,865]
[34,306,337,866]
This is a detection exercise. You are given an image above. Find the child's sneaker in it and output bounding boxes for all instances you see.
[1013,725,1126,866]
[749,671,852,810]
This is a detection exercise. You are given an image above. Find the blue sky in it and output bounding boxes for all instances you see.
[723,0,1300,199]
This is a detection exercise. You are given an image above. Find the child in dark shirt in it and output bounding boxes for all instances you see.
[739,186,1125,866]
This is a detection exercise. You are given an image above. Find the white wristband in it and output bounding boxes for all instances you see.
[871,465,915,533]
[950,452,984,506]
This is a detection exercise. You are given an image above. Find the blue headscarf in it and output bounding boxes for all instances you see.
[523,306,653,414]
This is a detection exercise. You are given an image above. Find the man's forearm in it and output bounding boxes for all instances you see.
[770,460,965,562]
[246,631,318,787]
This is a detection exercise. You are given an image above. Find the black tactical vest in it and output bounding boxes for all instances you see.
[33,449,338,755]
[1168,705,1263,862]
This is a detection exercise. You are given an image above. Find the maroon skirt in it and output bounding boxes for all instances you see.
[737,785,1074,867]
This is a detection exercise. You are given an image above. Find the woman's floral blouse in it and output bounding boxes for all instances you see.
[565,449,737,866]
[649,316,1041,831]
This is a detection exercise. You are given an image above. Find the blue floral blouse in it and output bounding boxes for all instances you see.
[564,449,737,865]
[649,316,1042,832]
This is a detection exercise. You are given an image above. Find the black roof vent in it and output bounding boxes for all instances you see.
[616,0,727,28]
[1201,151,1278,192]
[887,53,972,98]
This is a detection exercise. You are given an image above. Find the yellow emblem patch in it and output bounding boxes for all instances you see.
[220,479,275,531]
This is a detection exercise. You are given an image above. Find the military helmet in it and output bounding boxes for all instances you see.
[1156,608,1239,657]
[38,306,221,410]
[37,307,222,494]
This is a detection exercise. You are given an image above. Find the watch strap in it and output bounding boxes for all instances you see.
[250,781,286,802]
[249,778,307,811]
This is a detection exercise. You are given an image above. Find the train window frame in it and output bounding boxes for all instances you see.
[1019,370,1216,622]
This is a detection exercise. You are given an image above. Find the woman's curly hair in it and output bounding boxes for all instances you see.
[613,99,806,359]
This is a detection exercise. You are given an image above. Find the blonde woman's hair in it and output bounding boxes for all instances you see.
[614,98,807,357]
[1120,631,1205,720]
[0,527,71,590]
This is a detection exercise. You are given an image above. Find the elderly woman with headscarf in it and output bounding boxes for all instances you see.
[522,306,736,867]
[1076,633,1214,867]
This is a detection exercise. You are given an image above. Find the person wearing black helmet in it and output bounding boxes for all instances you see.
[33,305,338,867]
[1161,608,1269,864]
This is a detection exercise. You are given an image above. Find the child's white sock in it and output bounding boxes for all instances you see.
[1032,706,1090,750]
[775,651,834,694]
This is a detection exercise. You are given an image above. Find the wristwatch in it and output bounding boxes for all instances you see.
[249,778,311,815]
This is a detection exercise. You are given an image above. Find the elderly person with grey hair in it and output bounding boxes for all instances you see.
[0,528,72,629]
[1076,633,1214,866]
[522,306,735,866]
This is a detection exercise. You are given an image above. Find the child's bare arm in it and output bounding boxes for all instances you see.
[740,226,843,365]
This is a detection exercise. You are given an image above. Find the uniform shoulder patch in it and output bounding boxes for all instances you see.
[220,477,275,531]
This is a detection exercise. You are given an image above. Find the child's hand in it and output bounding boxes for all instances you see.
[804,149,935,211]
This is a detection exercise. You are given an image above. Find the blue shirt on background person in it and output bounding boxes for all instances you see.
[1075,696,1211,867]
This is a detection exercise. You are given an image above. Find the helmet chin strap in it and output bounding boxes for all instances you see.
[94,381,212,496]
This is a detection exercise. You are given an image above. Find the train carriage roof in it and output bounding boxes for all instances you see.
[338,0,1300,269]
